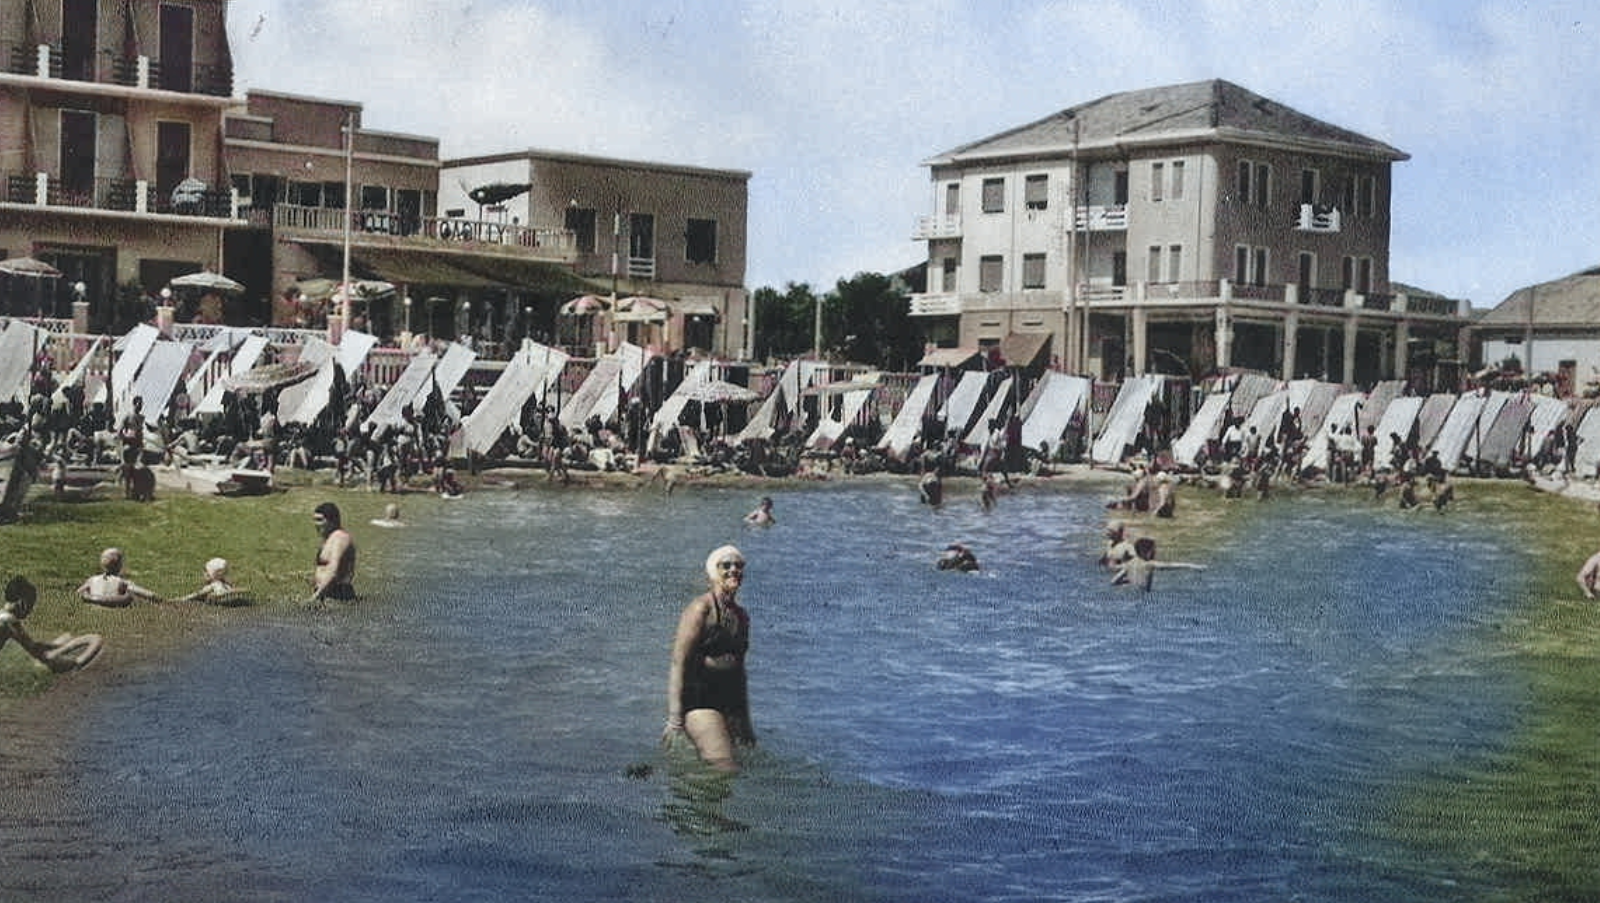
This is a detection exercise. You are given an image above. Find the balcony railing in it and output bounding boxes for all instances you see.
[5,43,231,96]
[1295,203,1342,233]
[1074,204,1128,231]
[1302,287,1347,307]
[912,214,962,240]
[627,256,656,279]
[909,280,1468,319]
[272,203,578,256]
[1,170,238,219]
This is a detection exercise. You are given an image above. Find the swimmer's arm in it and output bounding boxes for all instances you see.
[1153,562,1207,571]
[664,600,705,735]
[3,619,53,663]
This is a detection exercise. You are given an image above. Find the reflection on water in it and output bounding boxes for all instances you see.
[8,482,1536,901]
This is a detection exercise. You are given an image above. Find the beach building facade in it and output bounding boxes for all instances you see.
[909,79,1469,389]
[0,0,238,332]
[440,150,752,359]
[1473,267,1600,395]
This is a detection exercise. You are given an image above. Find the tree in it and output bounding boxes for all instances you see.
[751,282,820,362]
[750,272,921,369]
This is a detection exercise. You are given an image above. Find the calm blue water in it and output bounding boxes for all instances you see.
[62,482,1525,901]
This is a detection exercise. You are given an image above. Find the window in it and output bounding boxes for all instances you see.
[941,258,957,292]
[60,110,96,197]
[685,218,717,264]
[1298,251,1315,288]
[1234,246,1250,285]
[1341,256,1354,290]
[1112,251,1127,287]
[1251,248,1269,287]
[1358,176,1376,217]
[1024,174,1048,211]
[945,182,961,215]
[1113,170,1129,205]
[1342,178,1356,214]
[1357,257,1373,293]
[981,178,1005,214]
[979,255,1003,292]
[1170,160,1184,200]
[1253,162,1271,208]
[360,185,389,211]
[288,181,321,207]
[321,181,345,209]
[1236,161,1252,203]
[565,208,596,254]
[1147,246,1163,284]
[1022,253,1046,289]
[1151,162,1164,202]
[1167,245,1183,283]
[628,212,655,261]
[250,174,281,207]
[1300,168,1319,206]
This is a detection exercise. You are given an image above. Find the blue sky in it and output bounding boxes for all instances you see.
[228,0,1600,311]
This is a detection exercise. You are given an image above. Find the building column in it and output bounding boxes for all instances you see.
[1393,319,1410,381]
[1343,317,1359,385]
[1131,305,1149,377]
[1281,311,1299,381]
[1214,306,1233,370]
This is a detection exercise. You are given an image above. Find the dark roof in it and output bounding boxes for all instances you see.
[1478,268,1600,328]
[927,79,1407,165]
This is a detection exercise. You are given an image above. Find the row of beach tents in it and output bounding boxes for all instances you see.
[5,317,1599,477]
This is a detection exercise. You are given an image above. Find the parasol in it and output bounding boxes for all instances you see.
[678,379,761,404]
[221,361,319,394]
[559,294,611,316]
[613,295,670,323]
[170,271,245,293]
[0,257,63,278]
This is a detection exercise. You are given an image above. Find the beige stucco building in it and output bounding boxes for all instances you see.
[911,79,1468,388]
[0,0,238,330]
[441,150,751,358]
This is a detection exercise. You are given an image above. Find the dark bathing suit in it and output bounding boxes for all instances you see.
[681,599,748,714]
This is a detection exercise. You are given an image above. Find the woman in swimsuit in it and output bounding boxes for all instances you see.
[664,545,755,771]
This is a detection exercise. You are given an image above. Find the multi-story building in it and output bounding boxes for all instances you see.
[910,79,1467,387]
[441,150,751,358]
[0,0,238,331]
[223,89,581,343]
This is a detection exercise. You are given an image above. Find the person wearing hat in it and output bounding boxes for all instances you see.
[310,502,357,602]
[3,577,102,671]
[664,545,756,771]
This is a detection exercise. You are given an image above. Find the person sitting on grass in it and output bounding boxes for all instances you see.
[77,548,160,607]
[3,576,102,672]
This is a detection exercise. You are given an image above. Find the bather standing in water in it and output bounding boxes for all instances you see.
[744,496,775,526]
[1111,537,1205,592]
[310,502,357,601]
[77,548,159,606]
[665,545,755,771]
[1578,547,1600,599]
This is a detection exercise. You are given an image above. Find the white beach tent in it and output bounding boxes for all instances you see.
[128,339,194,420]
[194,333,270,416]
[364,342,478,430]
[0,319,47,404]
[875,372,939,460]
[1414,393,1457,449]
[110,323,161,418]
[1476,392,1536,469]
[560,342,647,433]
[963,375,1014,452]
[461,341,569,456]
[1091,375,1162,466]
[647,360,714,444]
[1300,392,1366,473]
[1429,391,1489,471]
[1573,404,1600,478]
[1464,391,1515,466]
[275,338,337,426]
[1372,395,1423,471]
[938,370,992,442]
[734,358,804,444]
[1170,391,1231,469]
[805,374,881,451]
[1018,371,1090,460]
[1525,394,1571,465]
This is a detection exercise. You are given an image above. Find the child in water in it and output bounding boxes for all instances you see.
[1111,537,1204,591]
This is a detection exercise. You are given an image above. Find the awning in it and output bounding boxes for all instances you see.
[998,332,1052,369]
[673,299,721,317]
[297,242,607,295]
[918,346,980,368]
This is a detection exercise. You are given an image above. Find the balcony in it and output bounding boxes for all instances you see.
[1295,203,1341,233]
[1074,204,1128,231]
[912,214,962,240]
[5,44,232,97]
[909,290,1067,316]
[1,170,238,219]
[272,203,578,260]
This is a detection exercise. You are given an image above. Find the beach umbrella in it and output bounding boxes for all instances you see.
[559,294,611,316]
[222,360,319,394]
[0,257,62,278]
[613,295,670,323]
[679,379,761,404]
[170,271,245,294]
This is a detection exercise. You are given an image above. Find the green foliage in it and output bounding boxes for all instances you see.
[751,273,919,368]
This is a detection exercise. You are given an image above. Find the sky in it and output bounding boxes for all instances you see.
[225,0,1600,311]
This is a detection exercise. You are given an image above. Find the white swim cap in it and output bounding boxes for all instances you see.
[205,558,228,578]
[705,545,745,582]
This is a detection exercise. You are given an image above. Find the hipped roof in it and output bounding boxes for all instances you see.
[1478,267,1600,329]
[926,79,1407,166]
